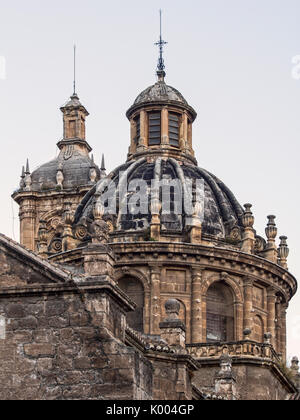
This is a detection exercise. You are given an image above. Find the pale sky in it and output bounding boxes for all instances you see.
[0,0,299,361]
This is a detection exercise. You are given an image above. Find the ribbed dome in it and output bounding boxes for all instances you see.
[127,79,197,122]
[134,81,189,106]
[75,158,244,241]
[30,151,100,192]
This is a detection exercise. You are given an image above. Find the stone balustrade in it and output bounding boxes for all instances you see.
[186,340,281,364]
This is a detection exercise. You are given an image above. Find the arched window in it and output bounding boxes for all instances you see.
[206,282,234,342]
[253,315,264,343]
[118,276,144,332]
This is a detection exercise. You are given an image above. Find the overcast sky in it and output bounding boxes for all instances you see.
[0,0,300,360]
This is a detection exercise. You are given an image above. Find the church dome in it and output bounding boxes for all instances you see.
[74,158,244,242]
[134,82,188,107]
[127,78,197,122]
[30,152,100,192]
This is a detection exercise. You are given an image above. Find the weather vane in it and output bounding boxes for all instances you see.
[155,9,168,73]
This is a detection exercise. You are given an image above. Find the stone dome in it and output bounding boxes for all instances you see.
[30,151,100,192]
[134,81,188,106]
[127,79,197,122]
[74,158,244,241]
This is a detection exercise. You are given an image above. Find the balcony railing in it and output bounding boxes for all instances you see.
[186,340,281,364]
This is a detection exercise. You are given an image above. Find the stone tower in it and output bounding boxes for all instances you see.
[12,92,104,256]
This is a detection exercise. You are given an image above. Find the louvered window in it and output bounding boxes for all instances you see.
[169,113,180,147]
[149,112,161,145]
[135,116,140,144]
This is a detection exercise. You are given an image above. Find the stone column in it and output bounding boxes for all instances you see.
[187,117,193,150]
[267,287,277,348]
[137,109,147,151]
[150,265,162,334]
[19,199,36,251]
[191,268,203,343]
[235,302,244,341]
[179,113,188,151]
[280,303,288,363]
[275,297,282,355]
[243,277,254,338]
[161,107,169,146]
[129,118,136,155]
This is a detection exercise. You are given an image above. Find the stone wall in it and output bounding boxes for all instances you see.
[0,285,153,400]
[193,362,293,400]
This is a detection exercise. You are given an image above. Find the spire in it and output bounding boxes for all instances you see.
[155,9,168,82]
[100,154,106,179]
[73,44,76,96]
[25,159,30,175]
[101,154,106,171]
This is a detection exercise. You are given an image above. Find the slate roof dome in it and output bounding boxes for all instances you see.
[30,152,100,192]
[126,77,197,122]
[75,158,244,241]
[134,81,188,107]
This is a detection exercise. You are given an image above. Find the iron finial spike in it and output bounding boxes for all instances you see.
[25,159,30,174]
[73,44,76,95]
[155,9,168,79]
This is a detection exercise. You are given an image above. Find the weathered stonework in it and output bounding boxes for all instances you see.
[4,65,299,400]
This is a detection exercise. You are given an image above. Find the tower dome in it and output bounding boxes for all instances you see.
[29,94,101,192]
[72,29,244,246]
[74,157,244,244]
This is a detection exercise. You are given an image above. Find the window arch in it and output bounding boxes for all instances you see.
[118,276,144,332]
[206,282,234,342]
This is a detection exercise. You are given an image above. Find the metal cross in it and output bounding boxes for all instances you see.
[155,10,168,72]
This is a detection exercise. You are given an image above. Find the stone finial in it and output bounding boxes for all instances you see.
[242,204,254,229]
[241,204,255,254]
[264,332,272,345]
[243,328,252,339]
[89,157,97,184]
[20,166,25,189]
[214,354,236,399]
[90,195,109,244]
[64,202,74,226]
[25,158,30,175]
[265,215,277,245]
[24,159,32,191]
[291,356,299,372]
[165,299,180,321]
[217,354,233,379]
[278,236,289,269]
[38,220,48,259]
[260,215,278,263]
[93,196,105,220]
[159,299,186,349]
[56,164,64,189]
[100,154,107,179]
